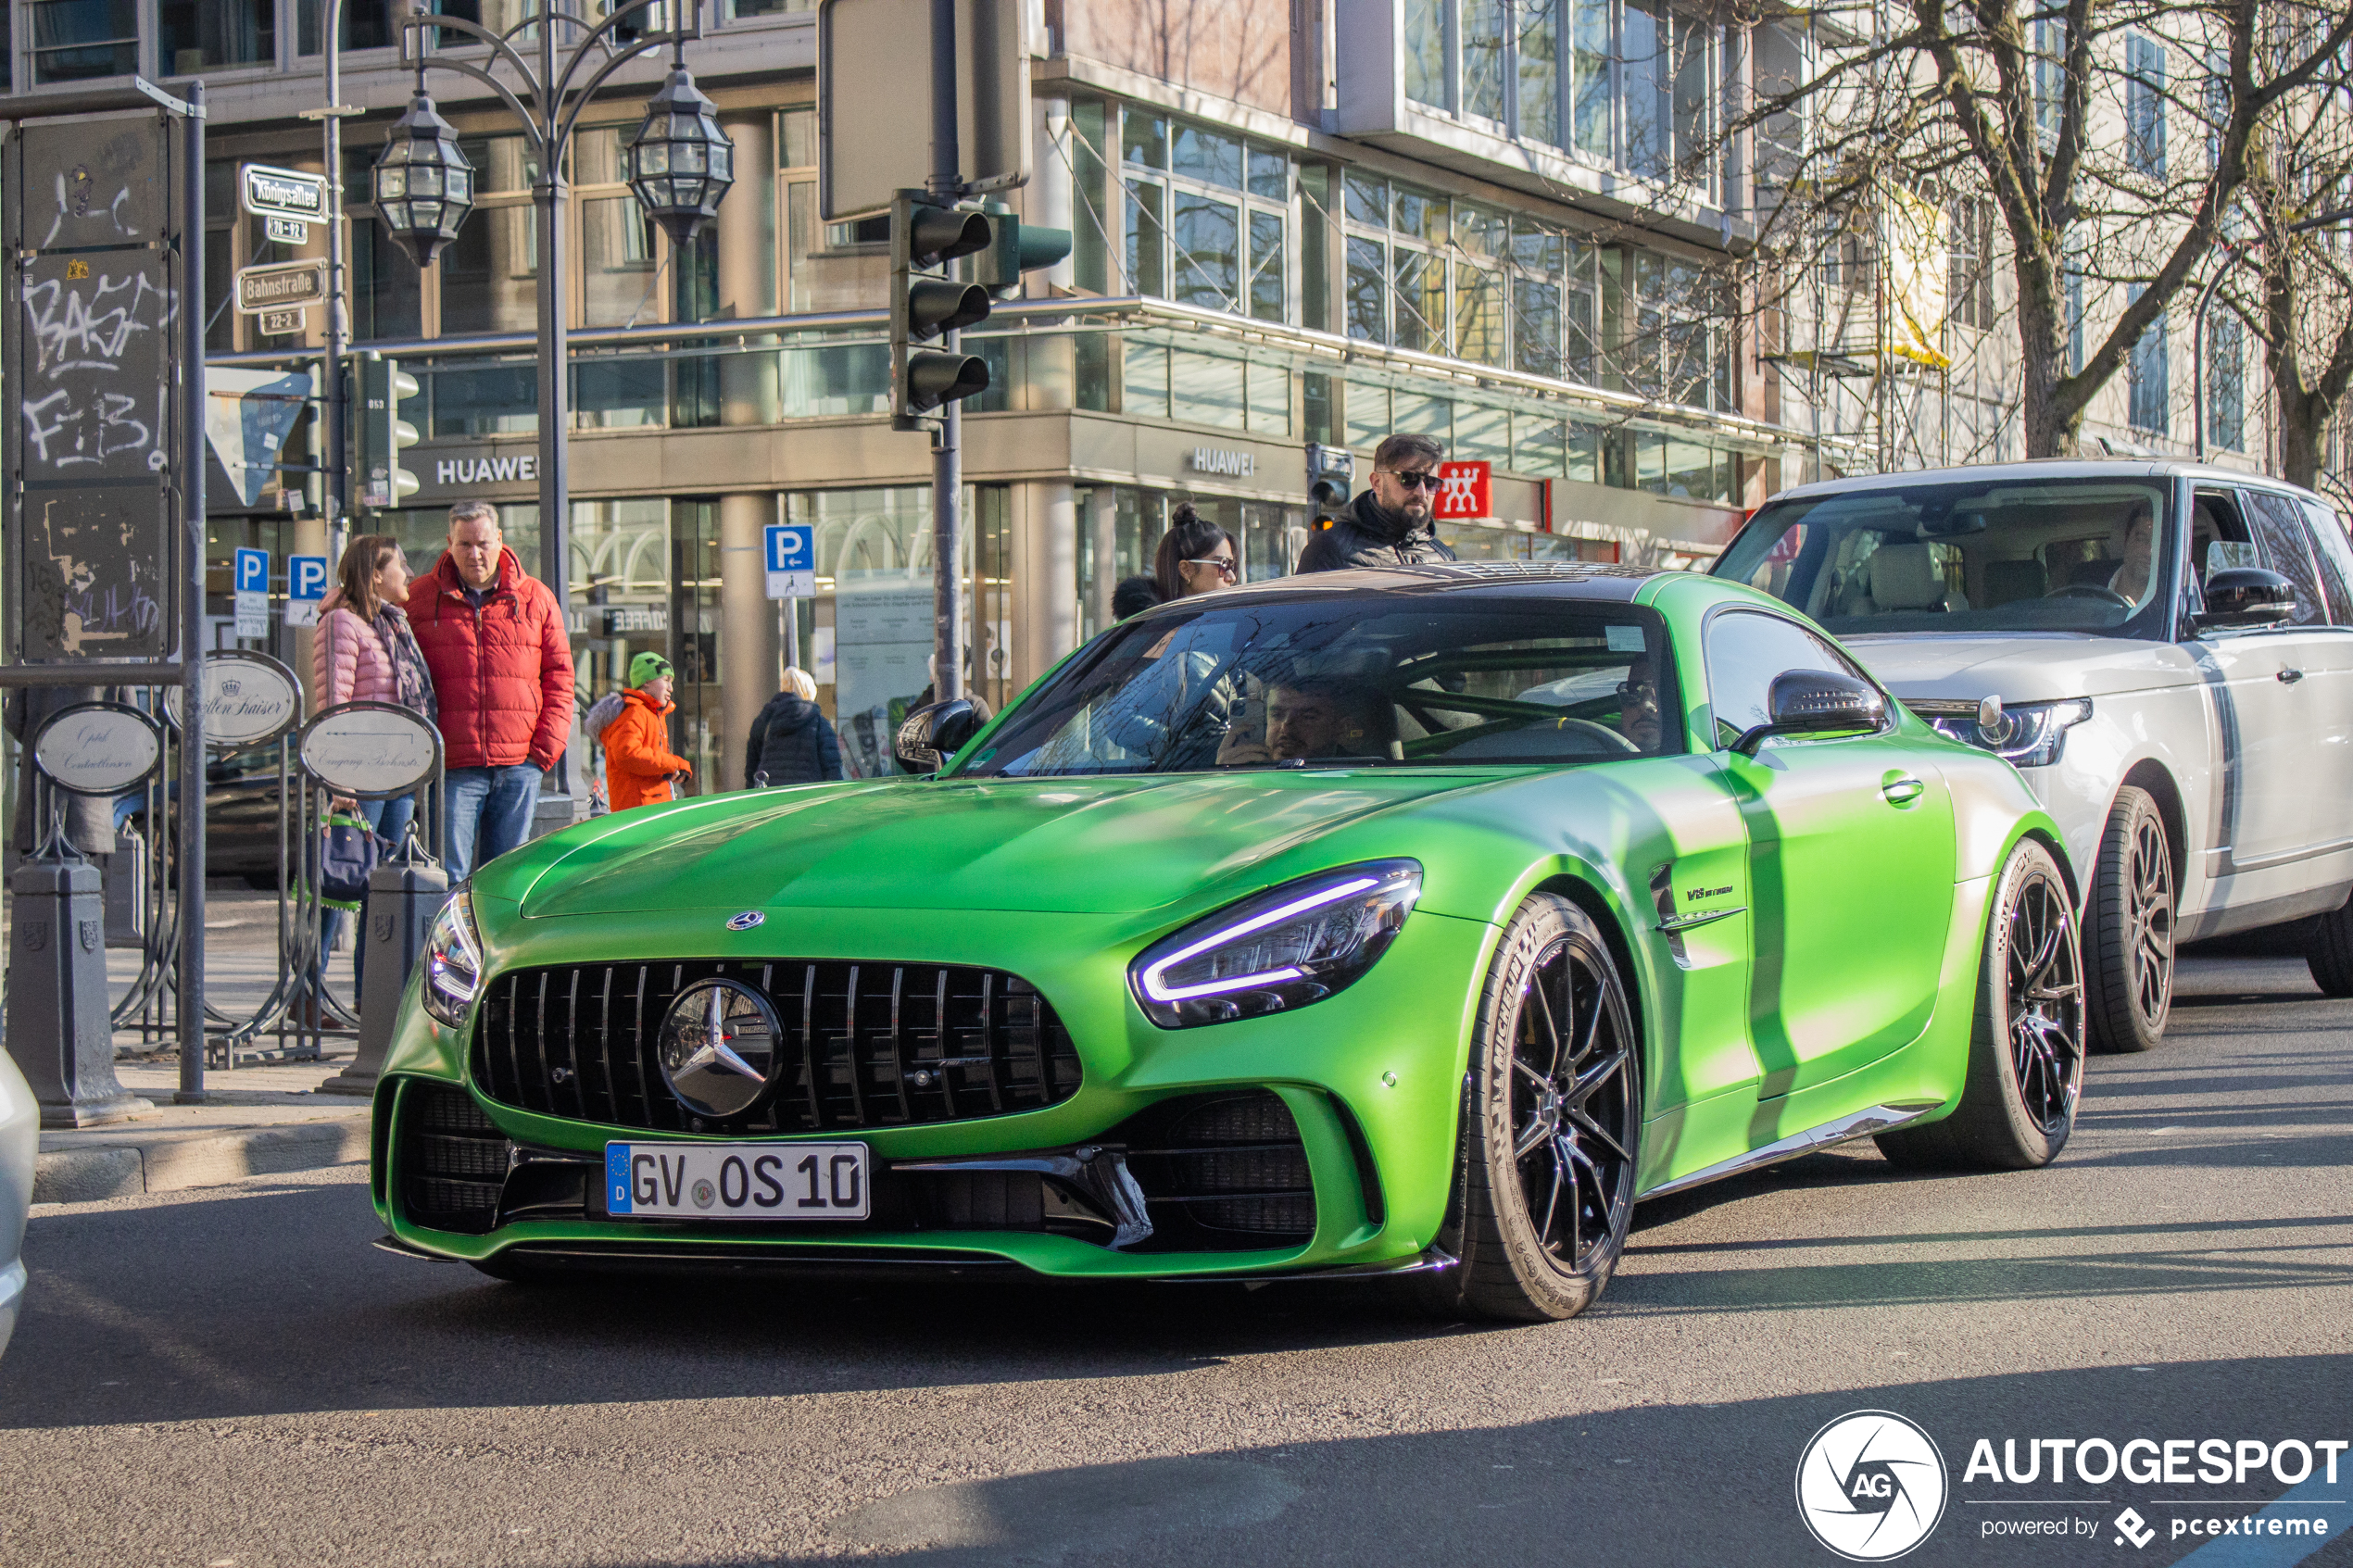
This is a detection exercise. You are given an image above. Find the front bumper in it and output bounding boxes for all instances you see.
[371,903,1496,1279]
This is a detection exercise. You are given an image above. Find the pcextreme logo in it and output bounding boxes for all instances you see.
[1796,1411,1951,1561]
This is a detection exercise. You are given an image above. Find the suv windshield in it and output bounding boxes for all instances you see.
[958,596,1675,777]
[1715,477,2173,635]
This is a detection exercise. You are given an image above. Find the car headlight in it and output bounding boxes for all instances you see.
[421,888,484,1029]
[1928,697,2094,768]
[1130,860,1421,1029]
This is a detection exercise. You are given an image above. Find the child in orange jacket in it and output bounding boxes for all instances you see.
[601,652,693,811]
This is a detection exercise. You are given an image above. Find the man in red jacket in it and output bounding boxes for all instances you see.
[408,501,575,880]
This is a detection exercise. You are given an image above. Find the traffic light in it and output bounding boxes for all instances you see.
[353,353,422,510]
[1307,443,1355,529]
[888,193,1075,431]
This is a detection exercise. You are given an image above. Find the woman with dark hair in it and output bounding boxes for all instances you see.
[310,533,436,1001]
[1151,504,1239,602]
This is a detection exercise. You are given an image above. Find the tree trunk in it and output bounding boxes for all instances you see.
[2280,389,2329,492]
[2016,282,2080,458]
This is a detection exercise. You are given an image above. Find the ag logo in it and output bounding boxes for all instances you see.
[1794,1410,1948,1561]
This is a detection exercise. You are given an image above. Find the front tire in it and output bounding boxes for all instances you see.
[1413,895,1641,1323]
[1877,837,2085,1171]
[2085,786,2174,1052]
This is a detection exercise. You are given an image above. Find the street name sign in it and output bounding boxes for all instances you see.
[764,523,814,599]
[235,259,328,314]
[816,0,1030,220]
[241,163,328,226]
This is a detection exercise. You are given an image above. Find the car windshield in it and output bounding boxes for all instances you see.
[957,596,1676,777]
[1715,477,2173,635]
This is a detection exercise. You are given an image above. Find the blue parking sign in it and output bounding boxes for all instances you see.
[233,547,270,595]
[764,524,812,572]
[289,554,328,603]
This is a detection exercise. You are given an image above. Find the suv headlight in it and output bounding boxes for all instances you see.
[1928,697,2094,768]
[1130,860,1421,1029]
[421,888,484,1028]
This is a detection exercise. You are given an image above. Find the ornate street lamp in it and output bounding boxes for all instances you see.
[625,56,735,245]
[372,81,474,269]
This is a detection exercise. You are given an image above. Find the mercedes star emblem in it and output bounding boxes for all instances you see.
[726,910,765,931]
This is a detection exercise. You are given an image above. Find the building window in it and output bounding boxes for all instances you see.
[2032,17,2066,144]
[2066,265,2084,374]
[2127,286,2168,435]
[2209,311,2244,452]
[2126,35,2167,179]
[1630,252,1731,411]
[1120,111,1290,323]
[298,0,396,51]
[1403,0,1720,201]
[1948,197,1995,331]
[2203,52,2227,169]
[29,0,138,82]
[161,0,274,71]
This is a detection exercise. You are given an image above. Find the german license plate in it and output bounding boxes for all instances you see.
[603,1142,870,1221]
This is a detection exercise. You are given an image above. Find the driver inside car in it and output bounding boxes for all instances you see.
[2108,502,2157,603]
[1617,655,1663,751]
[1218,678,1390,765]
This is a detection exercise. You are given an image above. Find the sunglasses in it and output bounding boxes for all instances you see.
[1379,469,1446,491]
[1185,557,1239,578]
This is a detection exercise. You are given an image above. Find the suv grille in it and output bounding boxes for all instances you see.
[472,960,1083,1134]
[401,1082,511,1234]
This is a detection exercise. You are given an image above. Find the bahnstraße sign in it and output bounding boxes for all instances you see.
[235,259,328,314]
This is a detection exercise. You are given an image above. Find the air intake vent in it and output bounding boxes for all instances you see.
[401,1081,510,1234]
[1121,1091,1316,1251]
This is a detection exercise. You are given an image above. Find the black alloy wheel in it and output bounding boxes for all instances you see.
[1507,930,1639,1273]
[1879,836,2084,1171]
[2086,786,2173,1052]
[1413,894,1640,1322]
[2004,860,2086,1135]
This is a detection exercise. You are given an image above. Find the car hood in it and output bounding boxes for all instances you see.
[515,771,1503,918]
[1840,632,2194,704]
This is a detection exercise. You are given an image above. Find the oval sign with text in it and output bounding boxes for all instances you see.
[298,701,441,797]
[32,702,164,797]
[166,649,303,750]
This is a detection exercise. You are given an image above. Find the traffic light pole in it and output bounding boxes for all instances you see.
[927,0,964,705]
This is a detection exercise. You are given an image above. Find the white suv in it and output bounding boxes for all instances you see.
[1714,461,2353,1051]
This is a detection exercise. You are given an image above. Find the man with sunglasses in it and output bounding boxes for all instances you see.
[1295,432,1460,574]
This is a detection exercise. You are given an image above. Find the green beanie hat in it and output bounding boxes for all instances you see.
[629,651,675,687]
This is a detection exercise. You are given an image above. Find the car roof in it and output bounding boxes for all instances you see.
[1768,458,2331,507]
[1194,560,1675,607]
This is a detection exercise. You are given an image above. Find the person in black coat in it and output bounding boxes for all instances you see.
[745,668,843,787]
[1112,574,1163,619]
[1296,432,1459,572]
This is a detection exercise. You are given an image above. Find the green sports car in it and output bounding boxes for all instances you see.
[371,563,2085,1320]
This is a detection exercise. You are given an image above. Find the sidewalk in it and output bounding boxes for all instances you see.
[31,888,377,1206]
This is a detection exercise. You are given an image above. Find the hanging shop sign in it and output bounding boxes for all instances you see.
[299,701,442,798]
[31,702,164,797]
[165,649,304,751]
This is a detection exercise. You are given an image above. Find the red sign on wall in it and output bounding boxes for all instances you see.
[1432,461,1492,520]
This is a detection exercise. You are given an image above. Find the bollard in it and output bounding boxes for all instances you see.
[320,852,449,1097]
[6,854,153,1127]
[103,824,146,948]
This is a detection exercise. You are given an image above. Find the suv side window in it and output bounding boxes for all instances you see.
[2301,500,2353,628]
[1704,609,1869,748]
[2240,489,2333,626]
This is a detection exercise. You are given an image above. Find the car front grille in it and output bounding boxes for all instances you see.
[471,960,1083,1135]
[401,1081,511,1234]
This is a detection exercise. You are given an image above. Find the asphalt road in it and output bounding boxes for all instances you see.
[3,953,2348,1568]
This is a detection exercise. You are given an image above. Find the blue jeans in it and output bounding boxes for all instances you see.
[445,764,542,884]
[320,792,419,1002]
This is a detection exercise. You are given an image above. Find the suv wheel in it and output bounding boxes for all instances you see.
[2303,894,2353,996]
[2085,786,2174,1053]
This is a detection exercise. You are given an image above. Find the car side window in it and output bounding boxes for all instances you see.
[2300,500,2353,628]
[2240,489,2331,627]
[1704,610,1867,748]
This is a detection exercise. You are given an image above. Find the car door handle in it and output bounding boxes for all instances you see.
[1881,772,1926,806]
[2279,667,2305,684]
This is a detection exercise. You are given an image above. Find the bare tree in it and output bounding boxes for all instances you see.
[2236,68,2353,494]
[1740,0,2353,458]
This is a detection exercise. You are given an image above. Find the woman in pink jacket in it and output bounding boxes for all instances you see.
[311,534,437,999]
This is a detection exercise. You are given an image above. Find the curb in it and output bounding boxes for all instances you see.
[34,1117,371,1204]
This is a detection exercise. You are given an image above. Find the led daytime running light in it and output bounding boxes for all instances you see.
[1139,875,1380,1003]
[421,889,483,1028]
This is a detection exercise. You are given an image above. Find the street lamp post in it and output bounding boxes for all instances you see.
[381,2,735,803]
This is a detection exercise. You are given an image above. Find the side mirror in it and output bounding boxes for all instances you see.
[2191,566,2298,634]
[1731,670,1886,757]
[894,698,984,775]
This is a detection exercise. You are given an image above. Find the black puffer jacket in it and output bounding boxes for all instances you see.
[745,692,843,788]
[1294,491,1458,572]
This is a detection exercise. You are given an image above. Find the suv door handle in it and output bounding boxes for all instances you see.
[1881,772,1926,806]
[2279,667,2306,684]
